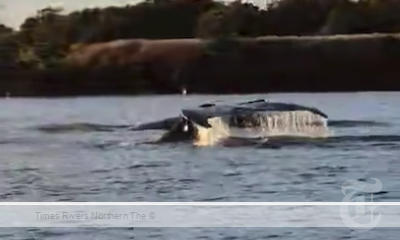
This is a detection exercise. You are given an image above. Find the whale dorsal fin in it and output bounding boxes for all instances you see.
[199,103,215,108]
[239,99,266,105]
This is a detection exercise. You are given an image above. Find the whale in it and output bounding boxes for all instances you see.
[131,99,332,146]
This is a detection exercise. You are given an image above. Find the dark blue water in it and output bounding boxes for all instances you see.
[0,92,399,239]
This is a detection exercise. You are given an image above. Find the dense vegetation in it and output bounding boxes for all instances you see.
[2,0,400,96]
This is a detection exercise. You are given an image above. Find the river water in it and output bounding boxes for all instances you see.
[0,92,399,239]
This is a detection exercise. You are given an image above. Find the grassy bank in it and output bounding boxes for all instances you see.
[1,33,399,96]
[186,33,400,93]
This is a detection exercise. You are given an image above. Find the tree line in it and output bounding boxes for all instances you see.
[2,0,400,70]
[1,0,400,95]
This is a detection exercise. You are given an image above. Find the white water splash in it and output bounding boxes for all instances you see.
[193,110,332,146]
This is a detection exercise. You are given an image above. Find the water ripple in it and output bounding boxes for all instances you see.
[1,95,400,239]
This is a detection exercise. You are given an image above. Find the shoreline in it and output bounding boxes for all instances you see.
[2,33,400,97]
[0,90,398,98]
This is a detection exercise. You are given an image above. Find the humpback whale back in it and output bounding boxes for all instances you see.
[130,99,331,146]
[181,100,331,146]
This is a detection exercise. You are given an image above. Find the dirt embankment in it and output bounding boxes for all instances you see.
[2,34,400,96]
